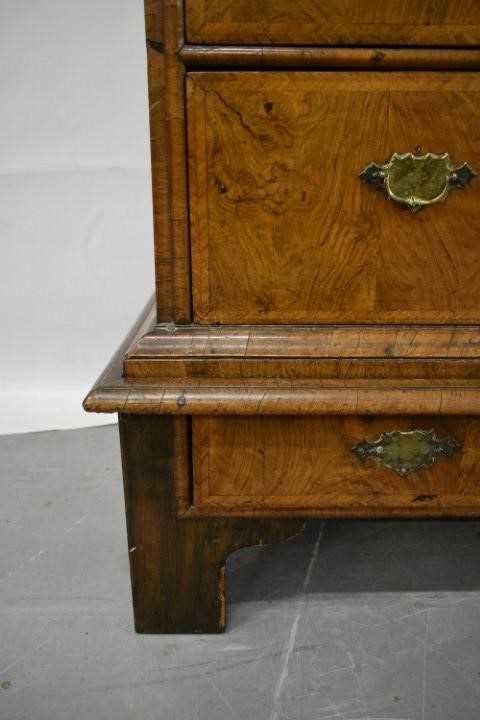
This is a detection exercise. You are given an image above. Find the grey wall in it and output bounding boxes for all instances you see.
[0,0,154,433]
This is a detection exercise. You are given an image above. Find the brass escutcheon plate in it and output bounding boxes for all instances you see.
[361,152,476,212]
[352,429,461,476]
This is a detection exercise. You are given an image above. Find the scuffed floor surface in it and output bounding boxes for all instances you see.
[1,426,480,720]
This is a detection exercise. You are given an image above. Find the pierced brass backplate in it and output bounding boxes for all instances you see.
[352,429,461,476]
[361,152,476,212]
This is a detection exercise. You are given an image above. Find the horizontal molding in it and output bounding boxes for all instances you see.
[125,358,480,382]
[128,324,480,361]
[180,46,480,70]
[84,379,480,416]
[84,305,480,417]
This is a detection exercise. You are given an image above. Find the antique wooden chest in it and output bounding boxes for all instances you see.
[85,0,480,633]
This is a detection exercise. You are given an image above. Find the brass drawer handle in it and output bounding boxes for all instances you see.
[352,429,461,476]
[360,151,476,212]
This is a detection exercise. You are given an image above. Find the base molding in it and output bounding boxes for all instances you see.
[83,301,480,418]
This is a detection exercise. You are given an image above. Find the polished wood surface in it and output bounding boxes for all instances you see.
[85,378,480,417]
[84,303,480,416]
[162,0,191,322]
[181,46,480,71]
[145,46,171,319]
[81,1,480,633]
[125,323,480,381]
[185,1,480,46]
[128,324,480,361]
[84,305,480,419]
[126,359,480,383]
[144,0,191,322]
[144,0,163,44]
[120,413,303,632]
[188,71,480,325]
[192,415,480,517]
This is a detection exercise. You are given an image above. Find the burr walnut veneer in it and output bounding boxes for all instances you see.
[85,0,480,633]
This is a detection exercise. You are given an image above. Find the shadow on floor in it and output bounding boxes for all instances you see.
[229,519,480,603]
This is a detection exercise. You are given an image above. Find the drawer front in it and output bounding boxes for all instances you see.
[188,71,480,325]
[192,416,480,516]
[186,1,480,47]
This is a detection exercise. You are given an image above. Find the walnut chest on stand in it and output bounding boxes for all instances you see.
[84,1,480,633]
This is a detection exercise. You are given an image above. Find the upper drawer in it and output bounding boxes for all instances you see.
[185,1,480,47]
[187,71,480,325]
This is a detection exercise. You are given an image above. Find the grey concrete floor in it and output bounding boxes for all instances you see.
[1,426,480,720]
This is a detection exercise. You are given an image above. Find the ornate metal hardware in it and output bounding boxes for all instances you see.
[360,151,476,212]
[352,429,461,476]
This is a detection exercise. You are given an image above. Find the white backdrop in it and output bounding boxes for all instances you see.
[0,0,154,434]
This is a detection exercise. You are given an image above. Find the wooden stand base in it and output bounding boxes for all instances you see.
[119,414,304,633]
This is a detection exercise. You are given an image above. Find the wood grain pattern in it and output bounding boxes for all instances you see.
[188,71,480,325]
[186,0,480,46]
[85,379,480,417]
[143,1,191,322]
[181,46,480,71]
[145,46,172,319]
[144,0,163,44]
[125,324,480,382]
[83,301,480,418]
[85,2,480,636]
[162,0,191,322]
[192,415,480,517]
[119,413,304,632]
[128,325,480,360]
[125,359,480,382]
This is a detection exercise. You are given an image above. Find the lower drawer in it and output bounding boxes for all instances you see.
[191,416,480,517]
